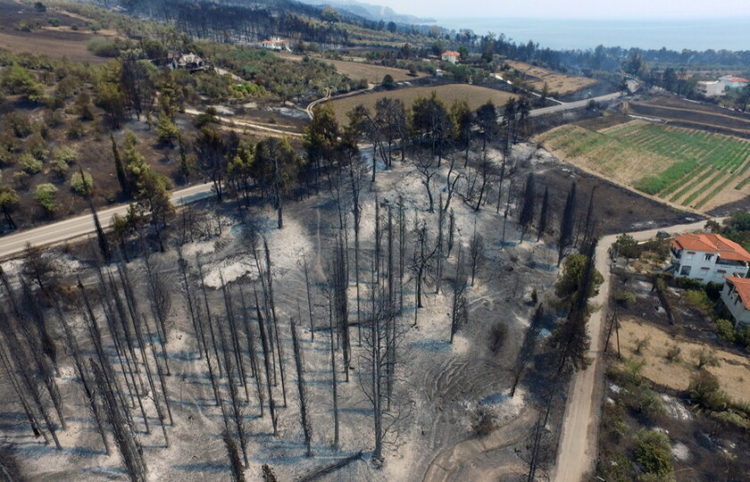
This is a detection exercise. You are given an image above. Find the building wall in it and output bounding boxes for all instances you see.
[721,283,750,325]
[671,249,749,284]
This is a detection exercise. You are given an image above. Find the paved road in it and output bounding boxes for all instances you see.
[0,183,214,260]
[529,92,623,118]
[184,108,303,138]
[553,217,715,482]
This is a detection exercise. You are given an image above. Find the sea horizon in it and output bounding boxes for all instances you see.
[431,17,750,52]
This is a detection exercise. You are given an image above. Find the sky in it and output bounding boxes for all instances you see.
[373,0,750,19]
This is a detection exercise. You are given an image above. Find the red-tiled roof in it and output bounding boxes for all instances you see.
[729,77,749,83]
[442,51,460,56]
[672,233,750,262]
[725,276,750,310]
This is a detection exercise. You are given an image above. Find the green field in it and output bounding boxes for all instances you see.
[536,120,750,211]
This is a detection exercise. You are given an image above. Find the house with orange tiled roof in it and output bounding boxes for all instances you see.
[721,277,750,325]
[441,51,460,64]
[669,233,750,284]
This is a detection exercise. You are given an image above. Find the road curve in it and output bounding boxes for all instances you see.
[0,183,214,260]
[552,217,715,482]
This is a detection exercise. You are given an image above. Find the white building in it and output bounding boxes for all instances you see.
[260,37,292,51]
[697,80,724,98]
[670,233,750,284]
[441,51,460,64]
[721,276,750,325]
[697,75,749,97]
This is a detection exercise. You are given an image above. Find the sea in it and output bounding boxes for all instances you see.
[432,17,750,51]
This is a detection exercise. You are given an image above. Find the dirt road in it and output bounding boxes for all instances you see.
[552,217,717,482]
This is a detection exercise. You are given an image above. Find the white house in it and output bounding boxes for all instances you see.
[721,276,750,325]
[670,233,750,284]
[260,37,292,51]
[441,51,460,64]
[697,75,749,97]
[696,80,724,98]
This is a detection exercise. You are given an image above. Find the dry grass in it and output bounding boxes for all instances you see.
[273,53,424,83]
[616,317,750,404]
[326,84,516,123]
[504,60,596,95]
[0,30,108,63]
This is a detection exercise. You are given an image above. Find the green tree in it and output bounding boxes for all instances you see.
[70,170,94,197]
[411,92,451,163]
[633,430,674,479]
[34,183,58,215]
[475,101,497,159]
[155,110,179,146]
[303,104,339,189]
[555,253,604,307]
[254,137,303,229]
[381,74,395,90]
[0,185,19,229]
[0,64,44,102]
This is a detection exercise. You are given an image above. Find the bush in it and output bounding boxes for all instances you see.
[683,289,712,313]
[470,406,497,437]
[633,336,651,355]
[688,370,729,411]
[715,319,735,343]
[633,430,674,478]
[33,183,57,214]
[69,171,93,197]
[665,344,681,363]
[615,290,636,306]
[692,347,720,369]
[613,233,640,258]
[19,153,43,174]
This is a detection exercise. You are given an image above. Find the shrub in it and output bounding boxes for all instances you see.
[613,233,640,258]
[155,112,179,146]
[665,344,681,363]
[633,336,651,355]
[67,120,85,140]
[19,153,43,174]
[615,290,636,306]
[692,347,720,369]
[683,289,712,313]
[33,183,57,214]
[715,319,735,343]
[688,370,729,411]
[381,74,395,90]
[470,406,497,437]
[69,171,93,197]
[633,429,674,478]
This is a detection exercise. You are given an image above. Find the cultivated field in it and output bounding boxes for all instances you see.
[0,0,110,63]
[536,119,750,211]
[503,60,597,96]
[326,84,516,123]
[274,53,425,84]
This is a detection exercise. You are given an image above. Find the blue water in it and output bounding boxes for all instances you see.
[433,17,750,51]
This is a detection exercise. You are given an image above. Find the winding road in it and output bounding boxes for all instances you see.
[552,217,714,482]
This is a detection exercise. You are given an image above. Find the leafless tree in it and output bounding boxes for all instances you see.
[415,151,437,213]
[290,319,313,456]
[410,216,437,325]
[469,221,484,286]
[450,245,468,343]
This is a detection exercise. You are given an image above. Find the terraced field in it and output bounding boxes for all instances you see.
[535,120,750,211]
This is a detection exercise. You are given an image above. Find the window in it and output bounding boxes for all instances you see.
[717,269,726,274]
[680,265,692,276]
[705,254,713,261]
